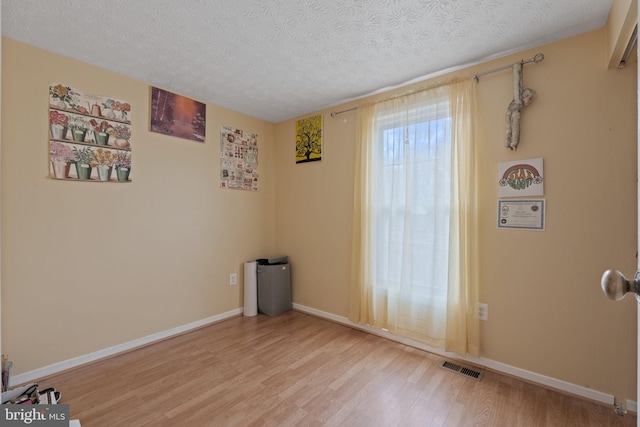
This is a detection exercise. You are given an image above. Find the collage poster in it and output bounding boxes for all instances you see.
[220,126,259,191]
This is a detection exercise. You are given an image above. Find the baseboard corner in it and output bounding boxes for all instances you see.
[11,308,242,386]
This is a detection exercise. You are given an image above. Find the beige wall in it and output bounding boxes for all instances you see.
[1,38,276,374]
[1,23,637,404]
[275,28,638,402]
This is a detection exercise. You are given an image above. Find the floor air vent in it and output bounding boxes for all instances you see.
[441,360,484,381]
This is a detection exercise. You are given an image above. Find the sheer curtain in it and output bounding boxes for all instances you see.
[350,79,479,356]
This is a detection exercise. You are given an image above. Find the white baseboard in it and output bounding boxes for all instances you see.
[11,308,242,386]
[293,303,637,411]
[12,304,637,413]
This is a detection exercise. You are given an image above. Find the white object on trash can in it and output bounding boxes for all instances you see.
[243,261,258,316]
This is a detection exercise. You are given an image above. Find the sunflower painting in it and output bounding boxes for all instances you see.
[295,114,322,163]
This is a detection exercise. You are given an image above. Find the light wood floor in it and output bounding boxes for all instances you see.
[38,311,635,426]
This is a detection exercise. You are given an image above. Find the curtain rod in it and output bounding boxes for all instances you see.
[473,53,544,83]
[331,72,478,116]
[330,107,358,117]
[330,76,465,116]
[618,25,637,68]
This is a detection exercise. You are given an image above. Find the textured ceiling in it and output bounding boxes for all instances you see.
[2,0,613,123]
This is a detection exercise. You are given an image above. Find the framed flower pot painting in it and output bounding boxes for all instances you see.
[48,83,132,183]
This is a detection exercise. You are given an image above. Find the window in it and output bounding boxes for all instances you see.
[371,92,451,333]
[378,108,451,289]
[351,80,479,355]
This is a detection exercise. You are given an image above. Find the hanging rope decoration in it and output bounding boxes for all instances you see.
[474,53,543,151]
[505,63,536,150]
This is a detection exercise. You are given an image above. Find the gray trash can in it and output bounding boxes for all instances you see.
[257,256,292,316]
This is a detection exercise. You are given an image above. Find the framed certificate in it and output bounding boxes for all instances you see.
[498,199,545,230]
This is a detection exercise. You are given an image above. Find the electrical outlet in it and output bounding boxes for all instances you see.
[478,303,488,321]
[229,273,237,286]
